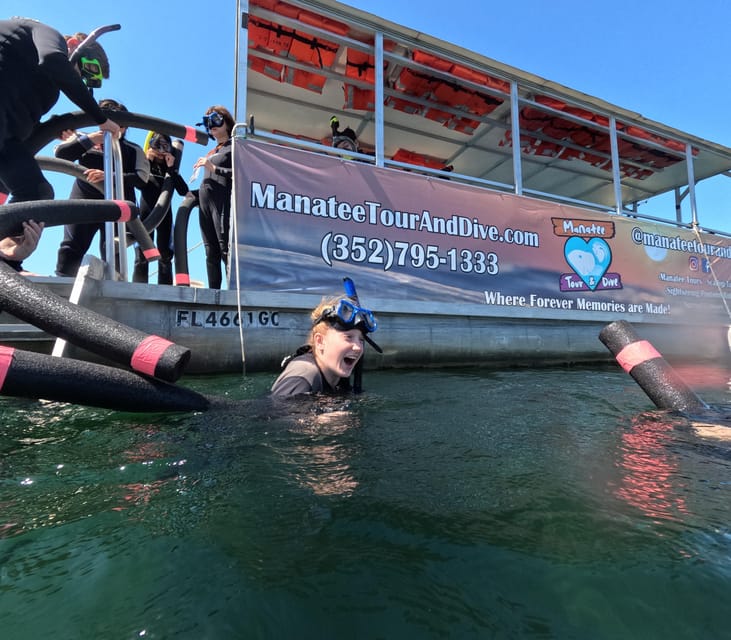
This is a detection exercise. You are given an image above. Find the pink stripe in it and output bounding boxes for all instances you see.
[130,335,173,376]
[184,126,198,142]
[0,345,15,390]
[143,248,161,260]
[616,340,662,373]
[175,273,190,285]
[113,200,132,222]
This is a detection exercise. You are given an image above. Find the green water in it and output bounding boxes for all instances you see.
[1,367,730,639]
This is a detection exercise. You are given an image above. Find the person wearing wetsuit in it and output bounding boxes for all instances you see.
[272,347,354,397]
[133,132,189,284]
[270,295,381,398]
[0,18,120,202]
[191,105,234,289]
[54,99,149,277]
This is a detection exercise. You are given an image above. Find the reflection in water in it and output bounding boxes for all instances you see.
[281,401,362,497]
[614,413,689,522]
[2,368,731,639]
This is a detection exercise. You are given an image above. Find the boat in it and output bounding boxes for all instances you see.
[2,0,731,377]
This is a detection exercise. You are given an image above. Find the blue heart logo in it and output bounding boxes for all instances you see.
[564,237,611,291]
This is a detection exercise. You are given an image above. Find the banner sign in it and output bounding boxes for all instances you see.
[233,139,731,324]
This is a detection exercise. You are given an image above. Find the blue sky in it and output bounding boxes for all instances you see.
[6,0,731,280]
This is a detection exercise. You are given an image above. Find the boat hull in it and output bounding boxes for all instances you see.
[0,276,726,376]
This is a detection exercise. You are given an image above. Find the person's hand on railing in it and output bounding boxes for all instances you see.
[83,168,105,184]
[99,118,121,139]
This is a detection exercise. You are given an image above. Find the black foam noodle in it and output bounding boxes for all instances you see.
[172,192,199,285]
[0,262,190,382]
[126,216,158,257]
[6,171,156,258]
[599,320,707,414]
[138,176,175,235]
[0,199,136,237]
[1,347,209,412]
[28,111,209,155]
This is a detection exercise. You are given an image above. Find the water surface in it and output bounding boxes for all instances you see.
[1,366,730,639]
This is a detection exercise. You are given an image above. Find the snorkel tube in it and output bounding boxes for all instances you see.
[343,277,382,393]
[68,24,121,66]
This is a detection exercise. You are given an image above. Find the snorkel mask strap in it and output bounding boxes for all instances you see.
[342,277,372,393]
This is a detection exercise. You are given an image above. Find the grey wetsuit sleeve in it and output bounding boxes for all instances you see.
[270,355,324,398]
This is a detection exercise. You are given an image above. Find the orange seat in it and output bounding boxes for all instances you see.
[385,95,424,116]
[248,55,284,82]
[346,49,376,83]
[392,148,447,170]
[283,67,327,93]
[412,49,453,72]
[343,85,376,111]
[451,64,510,95]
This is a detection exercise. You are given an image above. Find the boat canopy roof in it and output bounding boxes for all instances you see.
[239,0,731,228]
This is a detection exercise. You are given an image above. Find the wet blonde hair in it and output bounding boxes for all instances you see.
[308,295,343,348]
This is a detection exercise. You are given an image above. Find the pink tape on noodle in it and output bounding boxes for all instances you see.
[143,248,161,260]
[113,200,132,222]
[175,273,191,285]
[616,340,662,373]
[0,345,15,390]
[130,335,174,376]
[184,126,198,142]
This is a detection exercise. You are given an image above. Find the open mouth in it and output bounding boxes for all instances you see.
[343,355,358,367]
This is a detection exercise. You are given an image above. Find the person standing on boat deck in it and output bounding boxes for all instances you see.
[54,99,150,277]
[133,132,190,284]
[0,220,45,274]
[0,18,120,203]
[270,295,381,398]
[191,105,233,289]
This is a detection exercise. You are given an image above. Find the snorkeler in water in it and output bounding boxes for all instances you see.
[270,281,381,398]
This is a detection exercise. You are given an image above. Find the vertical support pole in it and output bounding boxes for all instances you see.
[374,31,385,168]
[234,0,249,124]
[686,142,698,227]
[509,81,522,196]
[608,115,623,215]
[102,130,117,279]
[112,139,127,280]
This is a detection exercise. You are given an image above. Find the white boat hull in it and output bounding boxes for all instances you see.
[0,275,726,376]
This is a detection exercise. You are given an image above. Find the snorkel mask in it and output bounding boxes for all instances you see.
[313,279,382,354]
[149,134,172,154]
[279,278,380,393]
[79,56,103,88]
[197,112,226,139]
[316,298,377,332]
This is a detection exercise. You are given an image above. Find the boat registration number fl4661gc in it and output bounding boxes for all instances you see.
[175,309,280,329]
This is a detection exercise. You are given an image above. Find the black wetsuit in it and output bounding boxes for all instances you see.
[133,156,188,284]
[0,258,22,272]
[54,132,149,277]
[270,350,351,398]
[0,18,108,202]
[197,138,232,289]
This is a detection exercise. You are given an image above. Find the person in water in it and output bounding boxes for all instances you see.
[270,295,381,398]
[0,18,120,202]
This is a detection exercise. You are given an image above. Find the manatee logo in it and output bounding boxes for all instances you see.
[563,237,611,291]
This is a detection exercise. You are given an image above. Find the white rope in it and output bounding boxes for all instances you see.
[230,140,246,376]
[691,223,731,320]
